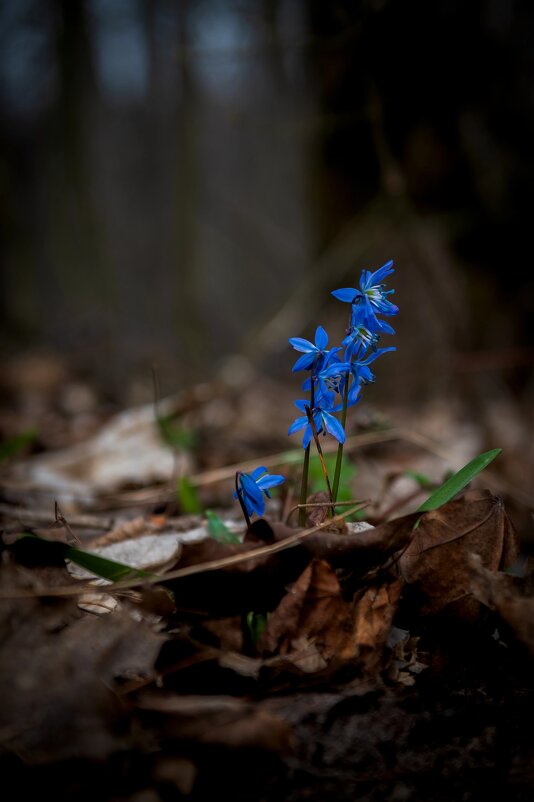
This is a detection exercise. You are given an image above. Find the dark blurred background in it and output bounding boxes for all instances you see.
[1,0,533,412]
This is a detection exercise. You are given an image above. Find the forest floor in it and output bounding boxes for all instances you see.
[0,352,533,801]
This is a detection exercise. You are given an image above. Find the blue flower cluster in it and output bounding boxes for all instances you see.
[288,260,398,447]
[233,260,397,525]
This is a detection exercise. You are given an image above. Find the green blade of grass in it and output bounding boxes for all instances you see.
[177,476,202,514]
[206,509,240,544]
[416,448,502,512]
[403,469,435,489]
[20,533,154,582]
[0,429,38,463]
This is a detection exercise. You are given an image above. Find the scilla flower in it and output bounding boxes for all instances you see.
[289,325,340,372]
[288,398,346,448]
[323,345,396,404]
[234,467,285,519]
[332,260,398,331]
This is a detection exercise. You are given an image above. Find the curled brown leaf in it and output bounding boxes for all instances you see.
[397,489,519,618]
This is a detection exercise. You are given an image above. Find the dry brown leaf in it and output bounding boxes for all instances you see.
[164,514,418,617]
[258,558,401,676]
[398,489,519,618]
[0,564,166,762]
[469,553,534,659]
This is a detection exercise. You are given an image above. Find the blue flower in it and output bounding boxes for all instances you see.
[324,346,396,405]
[289,326,340,372]
[342,322,378,354]
[288,400,346,448]
[332,260,398,331]
[233,467,285,518]
[302,347,343,403]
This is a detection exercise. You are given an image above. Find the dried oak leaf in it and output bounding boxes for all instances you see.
[259,513,419,574]
[258,558,402,676]
[397,489,519,618]
[0,564,165,763]
[469,553,534,659]
[167,514,418,618]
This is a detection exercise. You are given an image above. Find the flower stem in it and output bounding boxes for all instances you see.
[298,381,315,527]
[298,445,310,527]
[332,376,349,506]
[306,405,333,508]
[235,471,251,529]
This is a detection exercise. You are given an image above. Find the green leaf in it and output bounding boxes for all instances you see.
[245,611,269,645]
[157,415,196,450]
[403,469,435,489]
[309,454,356,502]
[206,509,240,544]
[0,429,38,463]
[20,533,153,582]
[417,448,502,512]
[177,476,202,514]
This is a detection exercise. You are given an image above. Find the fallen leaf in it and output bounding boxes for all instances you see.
[469,553,534,659]
[12,397,192,504]
[0,564,166,763]
[258,558,402,676]
[398,489,519,617]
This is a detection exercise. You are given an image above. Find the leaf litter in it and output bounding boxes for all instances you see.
[1,405,533,800]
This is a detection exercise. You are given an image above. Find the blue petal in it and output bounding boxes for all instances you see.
[331,288,358,303]
[250,466,268,481]
[354,364,375,383]
[375,319,396,335]
[359,269,372,289]
[321,347,342,368]
[288,416,308,436]
[289,337,315,353]
[248,495,265,516]
[321,411,346,444]
[314,325,328,351]
[347,383,362,406]
[292,352,316,372]
[257,474,285,491]
[331,382,361,412]
[365,260,394,288]
[372,298,399,315]
[302,425,313,449]
[351,297,381,329]
[240,474,265,516]
[294,399,309,412]
[322,361,350,376]
[315,387,336,410]
[361,346,396,365]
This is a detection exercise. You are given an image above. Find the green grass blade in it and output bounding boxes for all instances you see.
[21,533,153,582]
[416,448,502,512]
[245,611,269,645]
[206,509,240,544]
[0,429,38,462]
[403,469,435,489]
[177,476,202,514]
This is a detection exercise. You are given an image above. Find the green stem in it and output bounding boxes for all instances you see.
[298,445,310,527]
[298,381,315,527]
[306,406,333,509]
[332,376,350,506]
